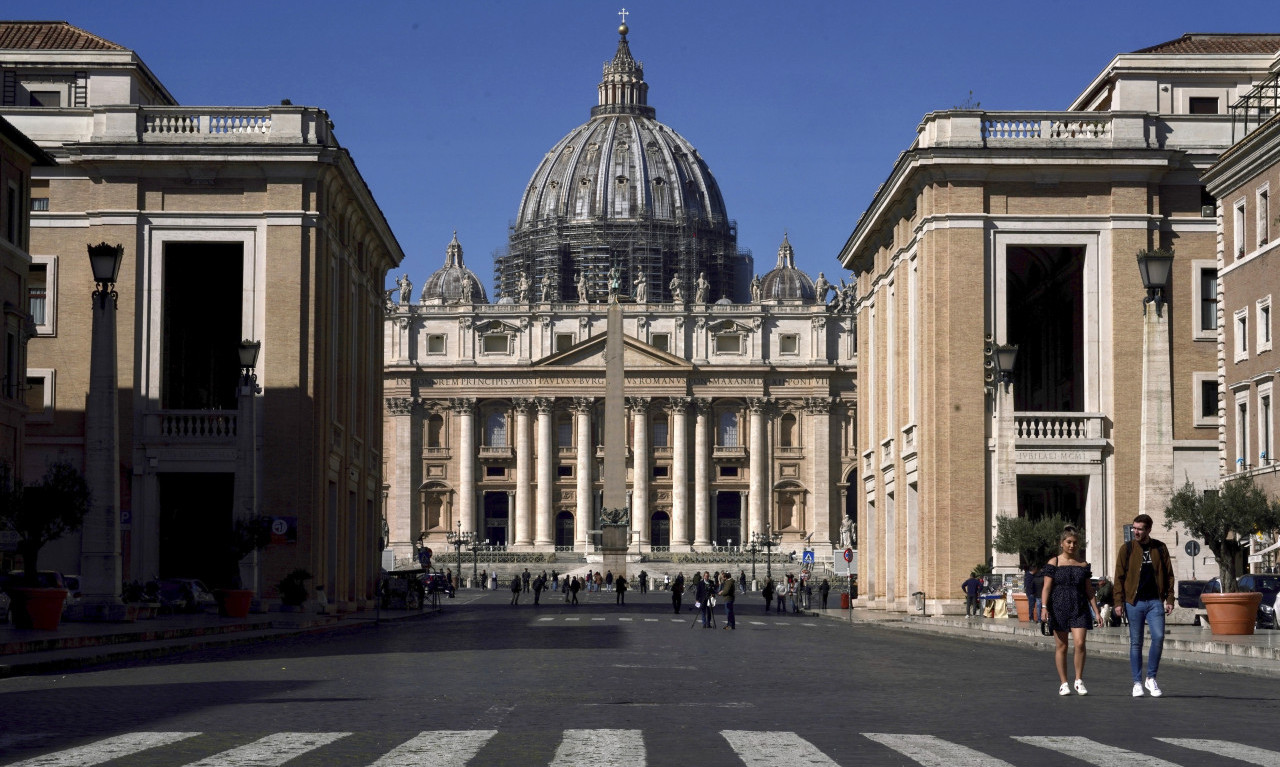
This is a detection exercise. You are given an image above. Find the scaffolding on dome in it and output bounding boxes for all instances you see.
[493,213,750,305]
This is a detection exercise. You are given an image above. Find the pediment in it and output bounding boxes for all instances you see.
[534,334,692,369]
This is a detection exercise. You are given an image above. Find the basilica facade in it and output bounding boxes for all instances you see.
[383,22,857,565]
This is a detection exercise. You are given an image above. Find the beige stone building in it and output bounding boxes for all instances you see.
[839,34,1280,613]
[0,22,403,610]
[1203,48,1280,565]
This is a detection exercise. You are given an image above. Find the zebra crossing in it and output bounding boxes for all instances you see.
[533,616,823,627]
[3,731,1279,766]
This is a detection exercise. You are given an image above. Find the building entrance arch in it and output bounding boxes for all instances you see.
[651,511,670,548]
[555,511,574,549]
[715,491,742,547]
[483,491,509,546]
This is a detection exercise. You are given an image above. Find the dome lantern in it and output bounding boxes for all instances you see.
[421,231,488,305]
[761,233,817,303]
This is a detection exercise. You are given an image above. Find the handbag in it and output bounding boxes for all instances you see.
[1039,611,1053,636]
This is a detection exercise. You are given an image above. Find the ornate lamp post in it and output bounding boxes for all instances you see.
[466,534,484,588]
[81,243,125,619]
[753,525,782,579]
[1136,249,1176,535]
[746,536,760,584]
[992,343,1018,387]
[233,338,262,595]
[445,522,474,589]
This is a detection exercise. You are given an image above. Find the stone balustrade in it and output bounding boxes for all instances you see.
[1014,412,1105,441]
[914,110,1233,152]
[146,410,238,439]
[2,105,333,147]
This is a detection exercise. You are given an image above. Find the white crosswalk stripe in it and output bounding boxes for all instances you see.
[863,733,1015,766]
[3,731,201,767]
[721,730,840,765]
[1013,736,1186,766]
[550,729,644,767]
[1158,738,1280,766]
[366,730,497,766]
[182,732,350,766]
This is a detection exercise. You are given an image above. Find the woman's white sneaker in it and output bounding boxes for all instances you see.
[1074,679,1088,695]
[1144,677,1163,697]
[1059,682,1071,696]
[1132,682,1145,697]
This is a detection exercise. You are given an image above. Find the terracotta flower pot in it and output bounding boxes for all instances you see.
[215,589,254,618]
[9,587,68,630]
[1012,592,1032,622]
[1202,591,1263,635]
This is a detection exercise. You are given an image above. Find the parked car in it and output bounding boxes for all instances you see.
[154,578,217,614]
[1177,579,1210,609]
[62,574,82,610]
[1201,575,1280,628]
[6,569,65,589]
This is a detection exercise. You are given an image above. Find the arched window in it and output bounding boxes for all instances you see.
[485,409,508,447]
[426,414,444,448]
[779,413,797,448]
[651,412,669,448]
[718,410,739,447]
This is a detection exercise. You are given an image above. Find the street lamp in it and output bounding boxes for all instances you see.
[238,339,262,385]
[753,526,782,579]
[234,338,262,597]
[81,243,126,618]
[466,535,484,588]
[445,521,475,591]
[746,536,760,583]
[1136,249,1175,308]
[993,343,1018,386]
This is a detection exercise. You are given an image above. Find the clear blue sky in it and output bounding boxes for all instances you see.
[26,1,1280,294]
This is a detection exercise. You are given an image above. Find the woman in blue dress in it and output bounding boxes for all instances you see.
[1038,525,1100,695]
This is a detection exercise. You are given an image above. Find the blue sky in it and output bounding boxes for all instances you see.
[26,0,1280,294]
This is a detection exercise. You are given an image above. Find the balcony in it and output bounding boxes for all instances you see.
[2,105,334,148]
[424,447,452,458]
[479,446,513,459]
[1014,413,1105,443]
[915,111,1233,153]
[713,445,746,458]
[143,410,237,440]
[775,446,804,456]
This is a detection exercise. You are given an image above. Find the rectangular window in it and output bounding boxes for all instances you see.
[482,334,509,354]
[1199,267,1217,333]
[557,465,573,478]
[557,419,573,448]
[652,419,668,448]
[426,334,446,354]
[1261,392,1273,463]
[5,182,18,245]
[718,466,739,478]
[28,264,47,327]
[5,333,15,399]
[1199,377,1219,424]
[778,334,799,355]
[24,368,54,422]
[650,333,669,352]
[555,333,574,353]
[485,465,506,478]
[1235,200,1247,258]
[1238,399,1251,470]
[1235,309,1249,361]
[29,197,48,212]
[1189,97,1219,114]
[28,90,61,107]
[652,465,669,478]
[1259,297,1273,352]
[714,335,741,354]
[1259,188,1271,246]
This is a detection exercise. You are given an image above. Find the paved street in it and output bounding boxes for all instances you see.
[2,590,1279,766]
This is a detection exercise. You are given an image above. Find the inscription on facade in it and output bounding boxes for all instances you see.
[1017,450,1099,464]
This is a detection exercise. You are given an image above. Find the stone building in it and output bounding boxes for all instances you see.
[839,33,1280,614]
[1203,47,1280,563]
[0,22,403,610]
[383,22,856,565]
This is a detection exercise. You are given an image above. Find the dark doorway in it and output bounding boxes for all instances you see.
[555,511,574,549]
[715,492,741,547]
[1017,475,1088,529]
[651,511,670,548]
[157,472,234,587]
[483,491,509,546]
[162,243,243,410]
[1007,246,1084,412]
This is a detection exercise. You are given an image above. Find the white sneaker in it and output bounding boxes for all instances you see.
[1074,679,1088,695]
[1059,682,1071,696]
[1132,682,1144,697]
[1144,677,1163,697]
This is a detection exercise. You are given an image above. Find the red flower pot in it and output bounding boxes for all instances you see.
[9,587,68,630]
[1202,591,1263,635]
[215,589,254,618]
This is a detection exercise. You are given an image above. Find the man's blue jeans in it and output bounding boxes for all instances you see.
[1127,599,1166,682]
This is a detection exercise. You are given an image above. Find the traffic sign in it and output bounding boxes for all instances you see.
[843,548,853,563]
[802,550,814,565]
[1185,541,1201,557]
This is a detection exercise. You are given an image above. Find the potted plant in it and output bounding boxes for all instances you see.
[276,568,312,612]
[0,462,91,630]
[994,513,1075,621]
[1165,476,1280,635]
[216,515,273,618]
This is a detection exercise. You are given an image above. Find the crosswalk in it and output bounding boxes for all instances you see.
[4,731,1278,766]
[533,616,822,627]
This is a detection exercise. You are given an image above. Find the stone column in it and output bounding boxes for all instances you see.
[386,397,416,557]
[535,397,555,548]
[670,397,690,549]
[748,398,770,543]
[694,398,712,549]
[806,397,833,546]
[452,398,477,535]
[573,398,594,550]
[629,396,651,546]
[514,398,534,547]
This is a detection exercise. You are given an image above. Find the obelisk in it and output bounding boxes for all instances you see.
[600,300,629,576]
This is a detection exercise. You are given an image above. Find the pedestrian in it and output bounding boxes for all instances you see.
[762,577,775,612]
[1096,576,1115,627]
[569,576,581,605]
[664,573,671,591]
[605,570,614,592]
[551,569,558,591]
[719,571,737,629]
[819,579,831,609]
[490,572,498,591]
[595,572,604,592]
[1114,513,1175,698]
[522,568,531,591]
[961,572,984,617]
[480,569,487,590]
[532,574,545,605]
[671,573,685,613]
[695,571,714,628]
[564,575,571,602]
[775,579,787,613]
[639,570,648,594]
[1023,564,1041,623]
[510,574,522,605]
[616,574,627,605]
[584,569,592,592]
[738,570,747,592]
[1038,525,1099,696]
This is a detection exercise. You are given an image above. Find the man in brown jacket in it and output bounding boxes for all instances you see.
[1113,514,1174,698]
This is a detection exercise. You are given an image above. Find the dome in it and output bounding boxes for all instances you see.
[760,234,816,303]
[421,233,488,305]
[495,20,743,305]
